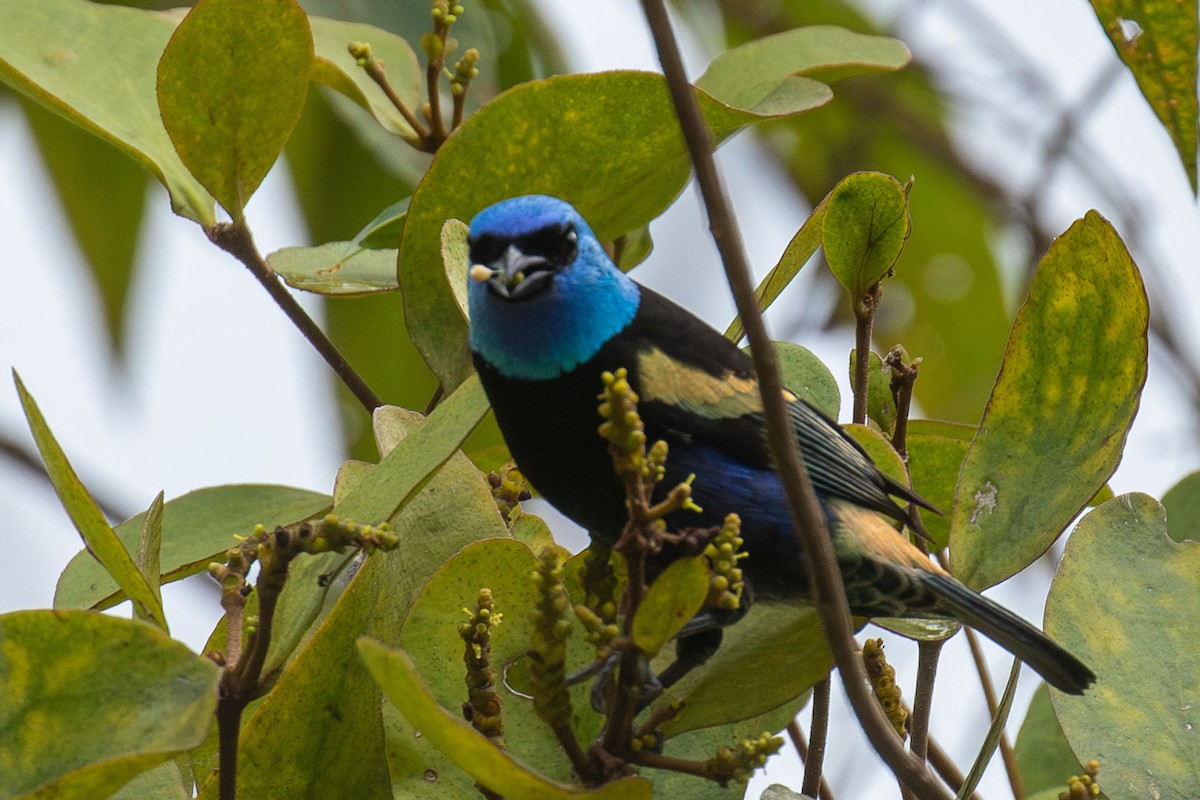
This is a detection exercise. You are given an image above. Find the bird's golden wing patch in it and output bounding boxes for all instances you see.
[637,347,795,420]
[828,499,945,574]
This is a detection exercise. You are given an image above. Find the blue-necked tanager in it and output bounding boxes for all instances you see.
[466,194,1094,695]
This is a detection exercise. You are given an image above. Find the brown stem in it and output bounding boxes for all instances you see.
[909,638,944,774]
[788,719,836,800]
[603,520,649,758]
[353,46,430,146]
[886,346,919,460]
[802,677,831,797]
[426,43,449,144]
[638,2,949,796]
[216,685,243,800]
[206,222,383,412]
[627,749,718,783]
[851,284,881,426]
[926,737,979,800]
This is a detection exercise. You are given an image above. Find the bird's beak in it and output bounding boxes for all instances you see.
[470,245,554,301]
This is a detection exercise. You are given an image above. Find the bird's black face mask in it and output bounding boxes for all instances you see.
[468,223,579,302]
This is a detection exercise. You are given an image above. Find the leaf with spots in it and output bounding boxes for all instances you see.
[949,212,1147,590]
[0,611,219,798]
[1088,0,1199,193]
[1046,493,1200,799]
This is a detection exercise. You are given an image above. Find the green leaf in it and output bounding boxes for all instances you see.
[309,16,421,140]
[442,218,471,324]
[956,658,1021,800]
[359,640,652,800]
[906,433,967,549]
[1014,684,1085,797]
[108,760,191,800]
[20,98,148,357]
[55,484,331,611]
[0,0,214,223]
[217,423,506,800]
[0,610,219,799]
[823,171,910,303]
[1088,0,1199,193]
[333,376,489,524]
[632,556,710,656]
[133,491,166,629]
[267,196,410,295]
[157,0,313,220]
[15,372,167,631]
[511,513,556,552]
[907,419,977,440]
[949,213,1148,590]
[1162,469,1200,542]
[696,26,910,117]
[270,241,399,295]
[848,349,896,435]
[655,603,832,737]
[767,341,840,420]
[1046,493,1200,799]
[725,197,827,342]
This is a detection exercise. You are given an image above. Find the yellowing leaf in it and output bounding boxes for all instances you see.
[0,611,218,798]
[1089,0,1199,192]
[950,212,1148,590]
[1047,493,1200,798]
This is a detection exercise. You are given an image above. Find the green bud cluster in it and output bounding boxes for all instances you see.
[862,638,908,739]
[488,465,531,524]
[1059,760,1101,800]
[705,731,783,784]
[313,513,399,554]
[459,588,504,741]
[703,514,747,611]
[598,368,649,479]
[529,547,574,729]
[450,48,480,97]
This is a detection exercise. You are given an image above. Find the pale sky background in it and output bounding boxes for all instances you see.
[1,1,1197,797]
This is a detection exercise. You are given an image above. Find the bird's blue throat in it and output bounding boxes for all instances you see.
[469,250,641,380]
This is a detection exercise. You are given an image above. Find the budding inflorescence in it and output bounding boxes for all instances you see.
[529,547,574,729]
[459,588,504,741]
[704,514,747,611]
[1060,760,1102,800]
[488,465,531,524]
[705,732,784,785]
[598,368,649,479]
[862,638,908,740]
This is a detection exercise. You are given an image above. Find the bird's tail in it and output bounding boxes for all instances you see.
[924,572,1095,695]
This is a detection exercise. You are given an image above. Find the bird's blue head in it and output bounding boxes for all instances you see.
[467,195,640,380]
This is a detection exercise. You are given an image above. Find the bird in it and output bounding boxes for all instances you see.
[465,194,1095,695]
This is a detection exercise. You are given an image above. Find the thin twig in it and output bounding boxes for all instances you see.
[802,678,832,797]
[910,639,944,773]
[788,719,836,800]
[638,2,949,796]
[851,284,881,425]
[206,222,383,412]
[349,42,430,146]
